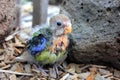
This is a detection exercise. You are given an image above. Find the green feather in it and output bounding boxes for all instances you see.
[34,50,66,65]
[48,53,57,64]
[33,28,52,38]
[35,50,50,61]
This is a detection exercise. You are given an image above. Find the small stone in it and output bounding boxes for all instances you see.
[113,69,120,78]
[95,74,106,80]
[99,69,110,75]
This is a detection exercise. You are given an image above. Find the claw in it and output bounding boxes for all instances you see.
[53,64,59,76]
[39,67,49,76]
[33,64,48,76]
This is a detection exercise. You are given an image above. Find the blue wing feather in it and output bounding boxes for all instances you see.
[31,38,46,53]
[27,34,47,55]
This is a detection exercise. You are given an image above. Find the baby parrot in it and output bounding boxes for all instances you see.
[15,14,72,68]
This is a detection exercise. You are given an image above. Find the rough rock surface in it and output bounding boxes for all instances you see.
[49,0,63,5]
[61,0,120,69]
[0,0,15,43]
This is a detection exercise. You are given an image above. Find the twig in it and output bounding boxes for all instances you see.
[0,69,33,76]
[32,69,40,73]
[102,73,113,78]
[59,65,74,75]
[60,73,70,80]
[0,64,11,70]
[80,65,91,71]
[109,76,120,80]
[92,65,107,68]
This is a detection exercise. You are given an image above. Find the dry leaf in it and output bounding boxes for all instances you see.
[58,71,65,79]
[3,42,15,62]
[72,74,79,80]
[14,47,22,54]
[66,63,76,74]
[30,76,38,80]
[7,42,14,53]
[0,49,4,54]
[78,72,90,79]
[15,64,24,73]
[7,54,15,61]
[4,54,15,63]
[75,64,82,73]
[60,73,70,80]
[86,73,95,80]
[14,36,25,48]
[0,64,11,70]
[0,54,5,61]
[3,43,7,49]
[11,63,24,73]
[86,67,97,80]
[14,44,25,48]
[0,62,6,67]
[15,67,24,73]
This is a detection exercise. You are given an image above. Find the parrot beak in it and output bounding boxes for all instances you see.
[63,23,72,34]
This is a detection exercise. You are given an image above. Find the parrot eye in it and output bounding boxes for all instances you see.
[56,21,62,26]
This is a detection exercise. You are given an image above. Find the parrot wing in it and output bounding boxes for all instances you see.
[33,28,52,40]
[26,28,52,55]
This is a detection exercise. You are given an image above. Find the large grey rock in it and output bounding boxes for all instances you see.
[0,0,15,43]
[61,0,120,69]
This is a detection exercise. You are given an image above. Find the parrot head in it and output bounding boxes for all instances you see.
[50,14,72,36]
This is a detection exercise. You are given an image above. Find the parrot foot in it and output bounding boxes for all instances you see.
[33,64,49,76]
[39,67,49,76]
[53,64,59,76]
[53,64,65,77]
